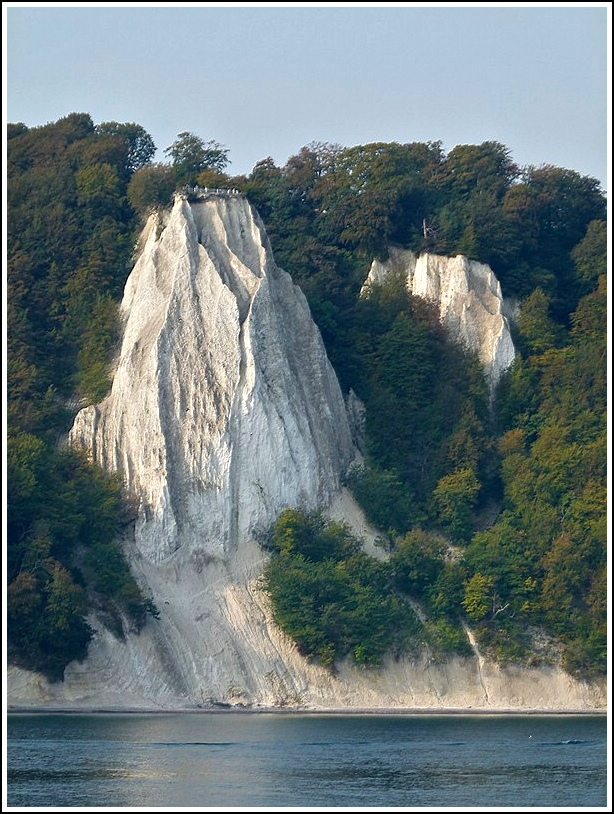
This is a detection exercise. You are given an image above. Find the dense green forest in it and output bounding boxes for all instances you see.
[6,115,607,680]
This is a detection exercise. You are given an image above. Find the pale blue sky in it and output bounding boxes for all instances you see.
[4,3,610,192]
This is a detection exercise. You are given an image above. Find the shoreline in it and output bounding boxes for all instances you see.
[6,705,607,716]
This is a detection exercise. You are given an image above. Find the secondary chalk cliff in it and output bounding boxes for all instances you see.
[7,195,604,712]
[364,247,516,391]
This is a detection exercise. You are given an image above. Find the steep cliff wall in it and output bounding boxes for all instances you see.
[7,197,604,712]
[365,247,516,391]
[70,195,355,563]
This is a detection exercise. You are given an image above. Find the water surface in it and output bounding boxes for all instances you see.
[6,712,608,808]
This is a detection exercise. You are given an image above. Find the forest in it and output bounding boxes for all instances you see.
[6,114,607,680]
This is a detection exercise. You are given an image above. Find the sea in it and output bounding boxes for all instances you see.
[4,711,609,810]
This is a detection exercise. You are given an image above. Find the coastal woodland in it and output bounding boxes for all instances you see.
[6,114,607,680]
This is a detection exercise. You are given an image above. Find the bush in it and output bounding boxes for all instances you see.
[261,509,421,669]
[127,163,176,215]
[390,529,446,597]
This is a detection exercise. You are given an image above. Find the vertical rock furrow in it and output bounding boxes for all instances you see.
[363,247,516,393]
[8,196,605,712]
[69,194,355,565]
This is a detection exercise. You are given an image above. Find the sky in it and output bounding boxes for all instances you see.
[3,2,611,193]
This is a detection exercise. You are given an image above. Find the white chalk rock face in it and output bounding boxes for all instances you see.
[8,197,606,713]
[70,195,356,563]
[364,247,515,391]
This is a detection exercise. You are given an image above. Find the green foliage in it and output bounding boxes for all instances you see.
[7,114,158,678]
[431,141,520,263]
[423,618,473,658]
[562,628,607,679]
[312,141,444,256]
[571,219,607,294]
[477,266,606,671]
[74,293,119,402]
[345,274,493,537]
[7,112,140,425]
[6,444,153,677]
[127,163,176,215]
[75,163,122,212]
[345,464,419,535]
[82,542,158,634]
[515,288,564,356]
[164,131,229,185]
[426,560,467,618]
[262,510,420,668]
[8,121,28,139]
[429,468,481,542]
[244,140,606,679]
[7,114,606,679]
[463,513,537,621]
[462,573,494,622]
[95,121,156,175]
[471,620,533,667]
[498,166,605,321]
[83,543,132,598]
[390,529,446,597]
[8,555,92,682]
[195,167,232,190]
[266,508,360,562]
[7,430,46,546]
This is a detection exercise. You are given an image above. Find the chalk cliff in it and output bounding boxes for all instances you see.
[364,247,516,391]
[70,194,356,564]
[7,196,604,712]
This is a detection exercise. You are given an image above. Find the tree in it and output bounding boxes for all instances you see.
[427,561,467,617]
[430,467,481,542]
[267,508,359,562]
[515,287,563,356]
[437,141,519,201]
[571,274,606,342]
[462,573,494,622]
[75,163,122,213]
[6,113,160,679]
[571,219,607,295]
[262,512,420,668]
[432,141,519,262]
[504,165,606,321]
[390,529,446,597]
[346,463,419,535]
[7,555,92,681]
[127,163,176,215]
[311,141,443,256]
[521,165,606,257]
[164,132,229,185]
[195,167,232,189]
[7,122,28,139]
[7,430,46,566]
[96,121,156,175]
[75,293,119,403]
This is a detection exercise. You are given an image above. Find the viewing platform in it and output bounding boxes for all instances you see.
[176,185,242,202]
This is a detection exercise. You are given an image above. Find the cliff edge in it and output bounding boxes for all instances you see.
[7,195,604,713]
[364,246,516,392]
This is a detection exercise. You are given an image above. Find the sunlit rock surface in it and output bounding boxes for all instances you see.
[364,247,516,391]
[70,194,355,563]
[7,197,604,712]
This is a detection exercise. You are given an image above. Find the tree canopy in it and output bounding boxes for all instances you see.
[164,131,230,185]
[7,115,606,679]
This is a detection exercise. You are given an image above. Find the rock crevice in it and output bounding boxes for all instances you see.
[10,197,604,712]
[70,194,355,564]
[363,246,516,392]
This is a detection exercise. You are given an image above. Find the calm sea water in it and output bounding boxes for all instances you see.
[5,712,609,809]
